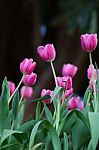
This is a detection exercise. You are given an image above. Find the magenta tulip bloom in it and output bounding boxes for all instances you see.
[62,63,77,78]
[57,76,72,90]
[65,88,73,98]
[37,44,56,62]
[87,64,97,80]
[23,72,37,86]
[67,96,84,110]
[20,86,33,100]
[41,89,53,104]
[80,33,97,52]
[20,58,36,75]
[8,81,15,95]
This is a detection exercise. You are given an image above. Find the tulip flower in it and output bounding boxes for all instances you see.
[37,44,56,62]
[87,64,97,80]
[8,81,15,95]
[57,76,72,90]
[67,96,84,110]
[20,86,33,100]
[41,89,53,104]
[80,33,97,52]
[20,58,36,75]
[23,72,37,86]
[62,63,77,78]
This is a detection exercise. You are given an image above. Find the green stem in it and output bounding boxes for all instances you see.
[19,85,27,106]
[56,102,60,132]
[8,75,24,104]
[89,53,97,112]
[50,61,58,87]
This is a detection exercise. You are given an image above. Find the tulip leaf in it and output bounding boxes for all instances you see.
[44,103,53,124]
[0,77,10,135]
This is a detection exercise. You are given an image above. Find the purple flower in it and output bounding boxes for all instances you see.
[20,86,33,100]
[62,64,77,78]
[20,58,36,75]
[8,81,15,95]
[23,72,37,86]
[80,33,97,52]
[37,44,56,62]
[41,89,53,104]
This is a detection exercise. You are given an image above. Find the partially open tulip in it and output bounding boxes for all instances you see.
[23,72,37,86]
[8,81,15,95]
[62,63,77,78]
[20,86,33,100]
[57,76,72,90]
[41,89,53,104]
[37,44,56,62]
[80,33,97,52]
[20,58,36,75]
[65,88,73,98]
[67,96,84,110]
[87,64,97,80]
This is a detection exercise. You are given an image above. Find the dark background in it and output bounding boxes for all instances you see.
[0,0,99,109]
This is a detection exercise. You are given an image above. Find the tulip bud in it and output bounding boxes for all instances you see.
[87,64,97,80]
[62,64,77,78]
[8,81,15,95]
[57,76,72,90]
[41,89,53,104]
[37,44,56,62]
[67,96,84,110]
[80,33,97,52]
[20,86,33,100]
[65,88,73,98]
[23,72,37,86]
[20,58,36,75]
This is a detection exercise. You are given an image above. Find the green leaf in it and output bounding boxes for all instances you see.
[29,121,42,149]
[12,90,19,121]
[29,120,61,150]
[0,143,18,150]
[18,120,37,133]
[30,143,43,150]
[36,102,42,120]
[30,95,51,103]
[63,132,68,150]
[72,119,90,150]
[88,112,99,150]
[83,86,90,106]
[0,77,10,135]
[17,103,25,128]
[44,103,53,124]
[51,86,63,102]
[0,129,25,146]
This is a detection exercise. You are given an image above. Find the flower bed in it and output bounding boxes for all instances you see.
[0,33,98,150]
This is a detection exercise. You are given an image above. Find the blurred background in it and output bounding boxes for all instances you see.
[0,0,99,116]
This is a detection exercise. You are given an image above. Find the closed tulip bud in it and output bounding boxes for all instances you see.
[37,44,56,62]
[41,89,53,104]
[57,76,72,90]
[87,64,97,80]
[8,81,15,95]
[20,86,33,100]
[23,72,37,86]
[20,58,36,75]
[80,33,97,52]
[62,64,77,78]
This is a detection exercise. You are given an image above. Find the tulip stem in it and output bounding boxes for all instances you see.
[50,61,58,87]
[19,85,27,106]
[89,53,97,110]
[8,75,24,104]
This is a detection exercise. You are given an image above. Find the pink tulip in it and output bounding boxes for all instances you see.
[80,33,97,52]
[67,96,84,110]
[62,64,77,78]
[23,72,37,86]
[87,64,97,80]
[65,88,73,98]
[20,86,33,100]
[41,89,53,104]
[8,81,15,95]
[20,58,36,75]
[57,76,72,90]
[37,44,56,62]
